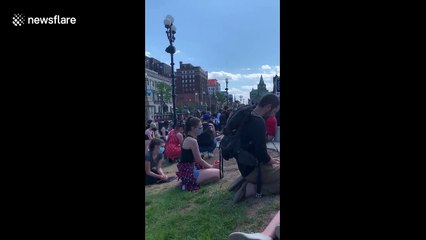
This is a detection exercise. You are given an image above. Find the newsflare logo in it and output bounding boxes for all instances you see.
[12,13,77,27]
[12,13,25,26]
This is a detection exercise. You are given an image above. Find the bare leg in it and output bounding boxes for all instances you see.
[261,211,280,237]
[196,168,220,185]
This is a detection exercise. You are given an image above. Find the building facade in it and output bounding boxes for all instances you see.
[207,79,221,94]
[145,56,172,78]
[145,68,173,121]
[249,75,269,105]
[207,79,221,112]
[272,74,280,97]
[220,91,233,104]
[176,62,209,110]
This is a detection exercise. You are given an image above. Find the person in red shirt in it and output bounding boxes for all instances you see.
[265,116,277,141]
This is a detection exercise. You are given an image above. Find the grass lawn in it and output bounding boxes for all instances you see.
[145,149,280,240]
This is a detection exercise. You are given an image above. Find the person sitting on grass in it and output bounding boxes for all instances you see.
[176,116,220,192]
[164,120,184,163]
[228,210,280,240]
[197,114,217,158]
[145,122,156,153]
[159,120,170,142]
[145,139,176,185]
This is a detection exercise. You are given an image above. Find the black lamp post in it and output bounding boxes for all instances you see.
[164,15,177,127]
[202,91,206,111]
[225,78,229,106]
[195,92,198,110]
[158,93,164,119]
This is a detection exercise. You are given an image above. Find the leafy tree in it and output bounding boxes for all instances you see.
[157,82,172,104]
[187,103,195,112]
[177,105,184,113]
[216,92,226,109]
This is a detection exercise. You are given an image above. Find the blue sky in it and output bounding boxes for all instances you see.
[146,0,280,103]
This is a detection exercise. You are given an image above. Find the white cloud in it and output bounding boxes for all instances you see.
[145,51,152,57]
[241,85,258,90]
[176,50,181,54]
[228,88,250,104]
[208,71,243,81]
[209,67,279,83]
[241,68,251,71]
[208,66,279,104]
[261,65,272,70]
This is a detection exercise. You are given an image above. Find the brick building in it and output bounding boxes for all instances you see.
[207,79,221,94]
[176,62,208,109]
[145,56,172,78]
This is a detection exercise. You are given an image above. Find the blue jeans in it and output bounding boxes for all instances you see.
[199,139,217,153]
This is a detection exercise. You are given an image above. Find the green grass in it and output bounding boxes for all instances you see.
[146,149,280,240]
[145,182,280,240]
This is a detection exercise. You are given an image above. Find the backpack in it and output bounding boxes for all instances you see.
[220,105,255,160]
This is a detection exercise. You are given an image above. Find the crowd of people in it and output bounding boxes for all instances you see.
[145,94,281,240]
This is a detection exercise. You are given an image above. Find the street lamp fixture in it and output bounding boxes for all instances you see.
[164,15,177,127]
[202,91,205,104]
[225,78,229,106]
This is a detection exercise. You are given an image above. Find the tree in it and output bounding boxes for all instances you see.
[216,92,226,109]
[187,103,195,112]
[157,82,172,114]
[177,105,184,113]
[157,82,172,104]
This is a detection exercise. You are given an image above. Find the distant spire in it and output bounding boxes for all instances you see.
[259,75,264,85]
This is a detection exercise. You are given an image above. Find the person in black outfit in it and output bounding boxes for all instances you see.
[176,117,220,191]
[197,115,217,158]
[230,94,281,203]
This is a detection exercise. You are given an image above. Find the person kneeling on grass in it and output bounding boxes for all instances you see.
[176,116,220,192]
[145,139,176,185]
[229,94,281,203]
[228,210,280,240]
